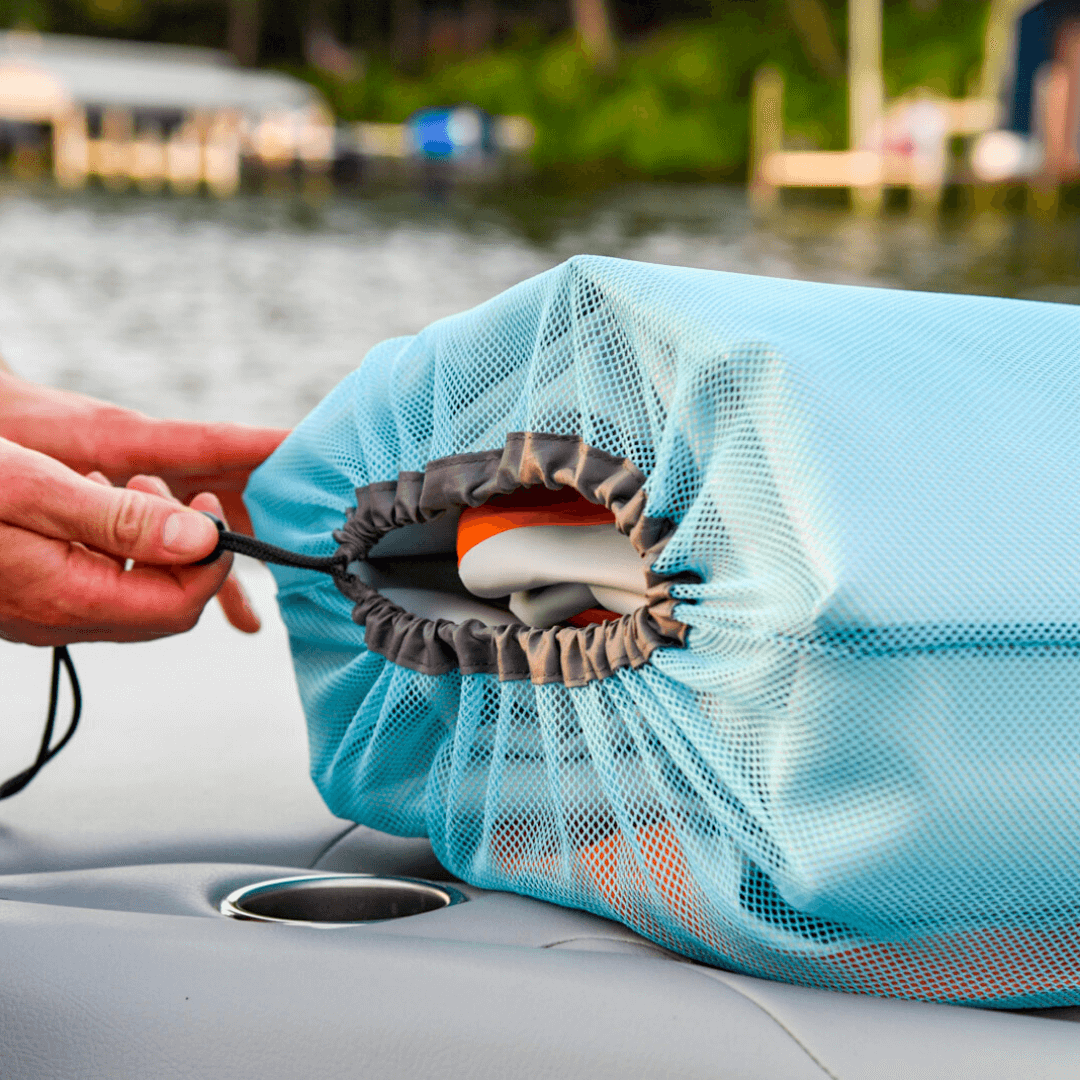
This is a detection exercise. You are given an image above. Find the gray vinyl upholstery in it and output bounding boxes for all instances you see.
[0,562,1077,1079]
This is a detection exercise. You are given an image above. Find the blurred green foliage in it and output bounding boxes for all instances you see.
[0,0,231,55]
[0,0,991,178]
[300,0,988,179]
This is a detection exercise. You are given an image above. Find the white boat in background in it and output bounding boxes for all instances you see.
[0,30,334,194]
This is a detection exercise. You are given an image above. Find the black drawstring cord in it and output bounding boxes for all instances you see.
[192,515,350,576]
[0,646,81,801]
[0,516,346,802]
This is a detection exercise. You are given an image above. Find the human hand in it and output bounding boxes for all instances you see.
[115,472,259,634]
[0,437,239,646]
[0,372,288,535]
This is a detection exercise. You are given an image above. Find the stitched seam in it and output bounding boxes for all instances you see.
[308,822,361,869]
[685,967,841,1080]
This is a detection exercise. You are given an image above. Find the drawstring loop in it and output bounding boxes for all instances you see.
[0,646,81,801]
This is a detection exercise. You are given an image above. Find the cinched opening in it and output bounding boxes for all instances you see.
[331,432,692,686]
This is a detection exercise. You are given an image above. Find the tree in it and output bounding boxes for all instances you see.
[571,0,615,67]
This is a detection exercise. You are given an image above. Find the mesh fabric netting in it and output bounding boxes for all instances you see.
[245,255,1080,1007]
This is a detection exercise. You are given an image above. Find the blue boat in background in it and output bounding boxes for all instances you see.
[408,105,491,160]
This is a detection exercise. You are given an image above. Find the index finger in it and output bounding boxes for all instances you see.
[90,416,289,490]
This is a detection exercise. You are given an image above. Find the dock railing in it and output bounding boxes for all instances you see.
[750,66,999,210]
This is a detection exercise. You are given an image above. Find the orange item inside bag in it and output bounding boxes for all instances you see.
[456,487,624,626]
[456,486,618,563]
[566,607,623,626]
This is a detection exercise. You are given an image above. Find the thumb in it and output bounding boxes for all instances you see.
[3,440,220,564]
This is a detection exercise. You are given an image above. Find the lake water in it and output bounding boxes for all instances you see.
[2,180,1080,428]
[3,180,1080,843]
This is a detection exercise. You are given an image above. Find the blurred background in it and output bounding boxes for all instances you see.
[0,0,1078,428]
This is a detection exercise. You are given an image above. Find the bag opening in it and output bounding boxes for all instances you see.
[330,431,695,686]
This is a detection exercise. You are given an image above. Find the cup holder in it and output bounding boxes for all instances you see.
[220,874,468,927]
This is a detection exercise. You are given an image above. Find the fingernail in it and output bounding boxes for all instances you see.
[163,511,216,555]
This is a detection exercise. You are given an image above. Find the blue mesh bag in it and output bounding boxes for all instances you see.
[245,254,1080,1007]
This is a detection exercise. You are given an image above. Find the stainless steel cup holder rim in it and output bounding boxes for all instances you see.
[220,873,468,928]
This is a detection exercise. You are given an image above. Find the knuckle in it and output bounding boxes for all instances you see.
[108,490,153,550]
